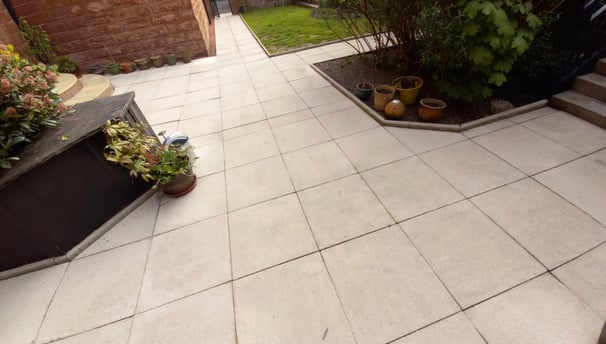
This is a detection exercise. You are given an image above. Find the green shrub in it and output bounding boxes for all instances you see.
[55,56,77,73]
[19,18,56,64]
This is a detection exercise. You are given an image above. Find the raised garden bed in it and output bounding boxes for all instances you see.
[0,92,154,276]
[313,55,548,131]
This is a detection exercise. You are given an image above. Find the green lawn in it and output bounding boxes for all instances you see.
[242,5,354,54]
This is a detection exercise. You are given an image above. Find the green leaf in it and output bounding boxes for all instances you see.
[485,34,501,48]
[463,1,481,18]
[469,46,493,65]
[488,72,507,86]
[480,1,496,15]
[493,60,512,72]
[512,35,529,54]
[462,23,480,36]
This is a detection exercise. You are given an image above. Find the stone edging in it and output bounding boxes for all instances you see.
[311,64,548,132]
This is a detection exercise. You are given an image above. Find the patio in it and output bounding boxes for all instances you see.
[1,13,606,344]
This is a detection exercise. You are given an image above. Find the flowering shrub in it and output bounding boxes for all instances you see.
[0,43,68,168]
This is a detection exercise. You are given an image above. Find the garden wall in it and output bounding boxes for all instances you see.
[231,0,294,13]
[6,0,216,69]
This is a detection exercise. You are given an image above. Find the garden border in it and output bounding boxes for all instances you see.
[311,63,549,132]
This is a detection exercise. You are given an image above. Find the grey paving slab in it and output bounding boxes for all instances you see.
[177,114,222,138]
[37,240,149,343]
[322,227,459,344]
[318,107,379,139]
[234,254,355,344]
[255,82,296,102]
[225,156,294,210]
[154,172,227,233]
[361,157,463,222]
[402,201,545,308]
[223,128,279,169]
[466,274,604,344]
[181,98,220,120]
[137,215,231,312]
[0,264,66,344]
[386,127,467,154]
[554,243,606,319]
[283,141,356,190]
[336,127,413,171]
[268,108,314,128]
[473,125,579,175]
[510,106,558,123]
[130,284,235,344]
[522,111,606,155]
[228,194,317,278]
[193,140,224,177]
[222,119,270,140]
[421,140,525,197]
[298,175,394,248]
[392,313,486,344]
[299,86,350,108]
[272,117,331,153]
[473,178,606,269]
[261,93,308,118]
[51,319,131,344]
[535,149,606,226]
[221,103,266,129]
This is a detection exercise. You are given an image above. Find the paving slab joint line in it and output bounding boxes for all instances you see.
[311,63,549,132]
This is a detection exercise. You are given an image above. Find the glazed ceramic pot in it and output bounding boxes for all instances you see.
[418,97,447,121]
[384,99,406,119]
[354,82,374,101]
[373,84,395,111]
[393,76,423,105]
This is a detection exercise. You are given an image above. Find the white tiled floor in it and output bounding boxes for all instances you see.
[2,13,606,344]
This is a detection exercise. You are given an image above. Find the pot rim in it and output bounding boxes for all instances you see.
[374,84,396,93]
[420,97,447,109]
[356,81,374,90]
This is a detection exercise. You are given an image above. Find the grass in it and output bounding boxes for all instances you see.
[242,5,354,54]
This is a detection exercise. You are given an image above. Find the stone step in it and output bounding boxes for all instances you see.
[574,73,606,102]
[551,90,606,129]
[596,58,606,76]
[64,74,114,107]
[55,73,83,102]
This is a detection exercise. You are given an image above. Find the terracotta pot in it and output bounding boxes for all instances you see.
[418,98,447,121]
[384,99,406,119]
[373,85,395,111]
[88,64,105,75]
[119,61,135,73]
[393,76,423,105]
[354,82,374,100]
[162,173,197,197]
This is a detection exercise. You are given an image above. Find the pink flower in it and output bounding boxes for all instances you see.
[46,71,58,83]
[5,107,16,118]
[1,77,10,93]
[23,93,36,107]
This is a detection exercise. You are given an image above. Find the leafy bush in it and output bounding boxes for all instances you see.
[0,43,68,168]
[55,56,78,73]
[19,18,56,64]
[417,1,542,102]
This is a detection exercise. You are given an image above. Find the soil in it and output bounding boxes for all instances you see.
[315,55,495,125]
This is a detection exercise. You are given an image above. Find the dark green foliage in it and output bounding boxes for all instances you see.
[18,18,56,64]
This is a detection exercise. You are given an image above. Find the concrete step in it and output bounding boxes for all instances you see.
[64,74,114,106]
[551,90,606,129]
[574,73,606,102]
[596,58,606,76]
[55,73,83,102]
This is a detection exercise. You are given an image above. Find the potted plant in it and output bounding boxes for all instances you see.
[181,50,193,63]
[119,61,136,73]
[134,57,150,70]
[164,53,177,66]
[54,55,78,74]
[354,81,374,100]
[102,120,197,197]
[373,84,395,111]
[393,76,423,106]
[418,97,447,121]
[239,0,248,13]
[88,64,105,75]
[150,54,164,68]
[105,62,120,75]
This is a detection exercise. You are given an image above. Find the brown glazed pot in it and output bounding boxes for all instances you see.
[373,84,396,111]
[418,97,447,121]
[162,173,197,197]
[119,61,135,73]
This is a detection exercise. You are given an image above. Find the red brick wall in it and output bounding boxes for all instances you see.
[9,0,215,69]
[0,6,27,54]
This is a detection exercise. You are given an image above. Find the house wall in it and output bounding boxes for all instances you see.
[7,0,215,69]
[0,5,27,53]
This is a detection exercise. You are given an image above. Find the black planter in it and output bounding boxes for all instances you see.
[0,93,154,272]
[355,82,374,100]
